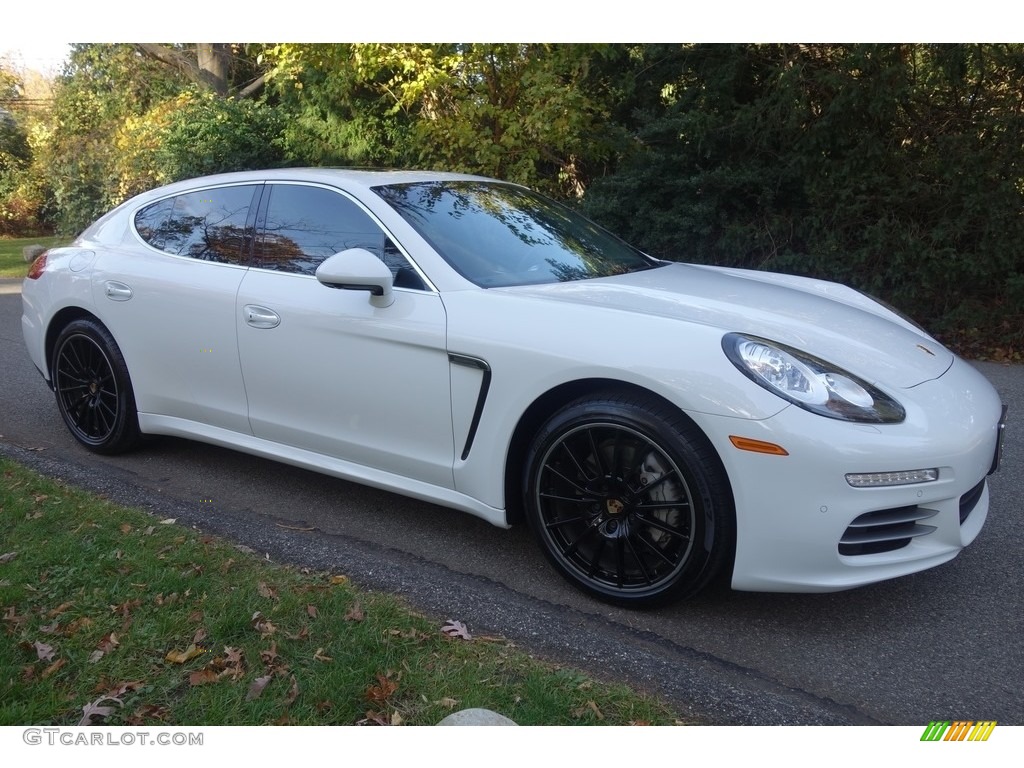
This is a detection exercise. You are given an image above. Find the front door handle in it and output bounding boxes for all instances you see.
[244,305,281,329]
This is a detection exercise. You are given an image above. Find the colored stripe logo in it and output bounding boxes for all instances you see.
[921,721,997,741]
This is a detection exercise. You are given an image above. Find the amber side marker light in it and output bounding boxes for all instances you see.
[729,436,789,455]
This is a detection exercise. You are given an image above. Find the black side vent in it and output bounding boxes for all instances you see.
[959,479,986,525]
[839,506,938,556]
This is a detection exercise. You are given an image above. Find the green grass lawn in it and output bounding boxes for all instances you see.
[0,458,681,726]
[0,236,71,279]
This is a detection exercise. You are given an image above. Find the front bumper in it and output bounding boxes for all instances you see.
[689,357,1004,592]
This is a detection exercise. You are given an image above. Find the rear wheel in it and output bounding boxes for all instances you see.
[52,318,140,454]
[523,392,734,607]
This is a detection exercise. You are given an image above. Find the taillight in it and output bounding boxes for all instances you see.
[26,251,48,279]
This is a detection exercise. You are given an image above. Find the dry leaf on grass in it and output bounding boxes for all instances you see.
[246,674,273,701]
[344,602,364,622]
[165,644,206,664]
[33,641,56,662]
[0,552,17,564]
[366,674,398,703]
[79,696,122,726]
[313,647,332,663]
[440,619,472,640]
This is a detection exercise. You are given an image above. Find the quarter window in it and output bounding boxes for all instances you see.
[134,186,258,265]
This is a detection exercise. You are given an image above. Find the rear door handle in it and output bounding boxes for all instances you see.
[244,305,281,329]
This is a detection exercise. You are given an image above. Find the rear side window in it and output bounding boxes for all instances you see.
[134,185,259,265]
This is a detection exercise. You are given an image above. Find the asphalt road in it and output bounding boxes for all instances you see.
[1,278,1021,725]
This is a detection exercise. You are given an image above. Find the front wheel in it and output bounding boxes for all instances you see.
[51,318,141,454]
[523,392,734,607]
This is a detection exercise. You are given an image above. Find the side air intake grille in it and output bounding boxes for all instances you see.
[959,479,986,525]
[839,506,938,556]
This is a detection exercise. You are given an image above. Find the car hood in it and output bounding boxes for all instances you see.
[498,263,952,389]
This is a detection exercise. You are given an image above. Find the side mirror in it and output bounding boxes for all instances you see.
[315,248,395,307]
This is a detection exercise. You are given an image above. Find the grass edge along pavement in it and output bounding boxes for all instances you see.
[0,237,70,279]
[0,457,683,726]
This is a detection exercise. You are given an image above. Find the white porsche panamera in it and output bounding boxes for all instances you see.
[21,169,1006,606]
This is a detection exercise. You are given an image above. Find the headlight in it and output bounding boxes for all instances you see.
[723,333,905,423]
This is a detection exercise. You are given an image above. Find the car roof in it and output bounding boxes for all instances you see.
[132,168,496,203]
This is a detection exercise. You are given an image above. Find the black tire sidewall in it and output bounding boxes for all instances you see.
[52,318,140,455]
[523,394,732,607]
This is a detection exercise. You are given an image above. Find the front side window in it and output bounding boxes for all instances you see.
[134,185,258,264]
[373,181,660,287]
[256,184,424,288]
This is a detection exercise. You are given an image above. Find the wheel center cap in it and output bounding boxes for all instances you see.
[605,498,625,516]
[89,381,98,395]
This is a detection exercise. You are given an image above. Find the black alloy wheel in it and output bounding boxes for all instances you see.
[524,392,734,607]
[52,318,140,454]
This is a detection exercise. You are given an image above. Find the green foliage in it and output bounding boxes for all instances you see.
[266,43,625,197]
[154,91,286,181]
[583,43,1024,354]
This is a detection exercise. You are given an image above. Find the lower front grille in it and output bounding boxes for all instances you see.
[959,479,986,524]
[839,505,939,556]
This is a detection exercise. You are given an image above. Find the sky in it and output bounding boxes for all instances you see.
[1,0,1017,78]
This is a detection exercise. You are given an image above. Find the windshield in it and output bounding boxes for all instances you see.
[373,181,660,287]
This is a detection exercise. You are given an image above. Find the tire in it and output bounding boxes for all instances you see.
[523,392,734,607]
[51,318,141,455]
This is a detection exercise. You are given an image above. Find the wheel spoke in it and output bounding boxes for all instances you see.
[586,538,607,578]
[634,500,691,510]
[635,532,679,567]
[559,439,595,483]
[624,534,654,586]
[539,492,599,504]
[561,523,599,558]
[586,429,605,476]
[637,514,689,539]
[543,464,592,496]
[637,467,678,495]
[544,514,590,529]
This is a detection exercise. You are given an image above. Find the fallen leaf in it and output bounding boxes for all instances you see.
[78,696,122,726]
[192,627,208,645]
[41,658,67,679]
[260,641,279,667]
[46,601,74,618]
[188,610,204,623]
[345,602,364,622]
[158,518,176,525]
[286,625,309,641]
[102,681,143,698]
[329,575,349,586]
[313,648,332,663]
[258,582,278,601]
[440,620,472,640]
[436,697,459,709]
[89,650,105,663]
[366,674,398,704]
[306,604,318,619]
[189,668,220,686]
[250,611,276,636]
[38,620,59,634]
[119,523,132,534]
[224,647,244,667]
[391,711,403,726]
[0,552,17,564]
[127,704,170,725]
[284,675,299,706]
[97,632,119,653]
[356,710,391,726]
[143,526,155,536]
[220,558,235,574]
[246,674,273,701]
[165,644,205,664]
[572,700,604,720]
[33,641,56,661]
[62,616,92,635]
